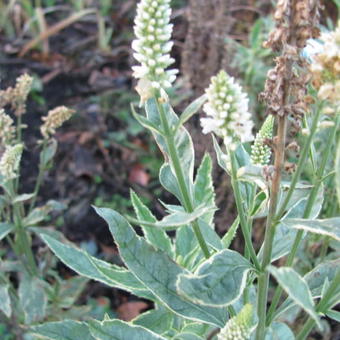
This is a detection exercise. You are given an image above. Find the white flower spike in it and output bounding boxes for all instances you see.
[0,144,23,180]
[132,0,178,89]
[200,70,254,149]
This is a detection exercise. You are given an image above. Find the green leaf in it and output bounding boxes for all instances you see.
[177,249,252,307]
[175,94,207,130]
[304,259,340,298]
[194,153,216,225]
[268,266,322,329]
[172,333,204,340]
[145,98,195,196]
[326,310,340,322]
[39,233,154,300]
[282,217,340,241]
[40,138,57,167]
[0,283,11,317]
[19,275,47,324]
[212,136,229,173]
[221,217,240,248]
[265,322,295,340]
[131,104,164,135]
[12,193,35,203]
[159,163,182,202]
[30,320,94,340]
[88,319,167,340]
[133,307,174,335]
[130,190,173,257]
[0,223,14,240]
[336,138,340,208]
[95,207,227,327]
[128,205,216,231]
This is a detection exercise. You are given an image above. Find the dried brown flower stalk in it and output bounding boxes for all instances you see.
[256,1,321,339]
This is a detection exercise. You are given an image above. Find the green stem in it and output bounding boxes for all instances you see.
[155,96,210,258]
[230,150,261,271]
[296,271,340,340]
[29,140,48,212]
[266,114,340,325]
[255,113,288,340]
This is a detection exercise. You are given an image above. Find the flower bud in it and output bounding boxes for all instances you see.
[251,115,274,165]
[0,109,15,146]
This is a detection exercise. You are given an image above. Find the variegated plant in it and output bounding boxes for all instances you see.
[21,1,340,340]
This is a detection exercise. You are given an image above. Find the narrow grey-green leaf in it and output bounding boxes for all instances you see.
[159,163,182,202]
[131,104,164,135]
[0,283,11,317]
[12,193,35,203]
[212,136,229,173]
[177,249,252,307]
[40,234,154,300]
[172,333,204,340]
[130,190,173,257]
[176,94,207,130]
[305,259,340,298]
[30,320,94,340]
[0,222,14,240]
[133,307,174,335]
[336,138,340,208]
[19,276,47,324]
[268,266,322,329]
[221,217,240,249]
[88,319,167,340]
[326,310,340,322]
[95,207,227,327]
[282,217,340,241]
[194,153,216,225]
[265,322,295,340]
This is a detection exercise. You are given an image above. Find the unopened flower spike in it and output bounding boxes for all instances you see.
[251,115,274,165]
[218,304,254,340]
[132,0,178,90]
[40,106,75,139]
[13,74,33,116]
[0,144,23,180]
[200,70,254,149]
[0,109,15,146]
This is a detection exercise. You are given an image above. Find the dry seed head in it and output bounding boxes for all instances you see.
[41,106,75,139]
[0,109,15,146]
[12,74,33,116]
[0,144,23,180]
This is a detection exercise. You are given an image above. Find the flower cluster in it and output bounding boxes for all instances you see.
[132,0,178,89]
[310,21,340,107]
[251,115,274,165]
[0,144,23,180]
[218,304,254,340]
[200,70,254,148]
[0,109,15,147]
[0,74,33,116]
[40,106,75,139]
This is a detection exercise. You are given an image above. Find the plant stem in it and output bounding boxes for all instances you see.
[155,96,210,258]
[29,140,48,212]
[296,271,340,340]
[266,114,340,325]
[230,150,261,270]
[255,114,288,340]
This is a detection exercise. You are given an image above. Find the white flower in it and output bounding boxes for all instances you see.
[200,70,254,148]
[132,0,178,89]
[0,109,15,146]
[0,144,23,180]
[218,304,254,340]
